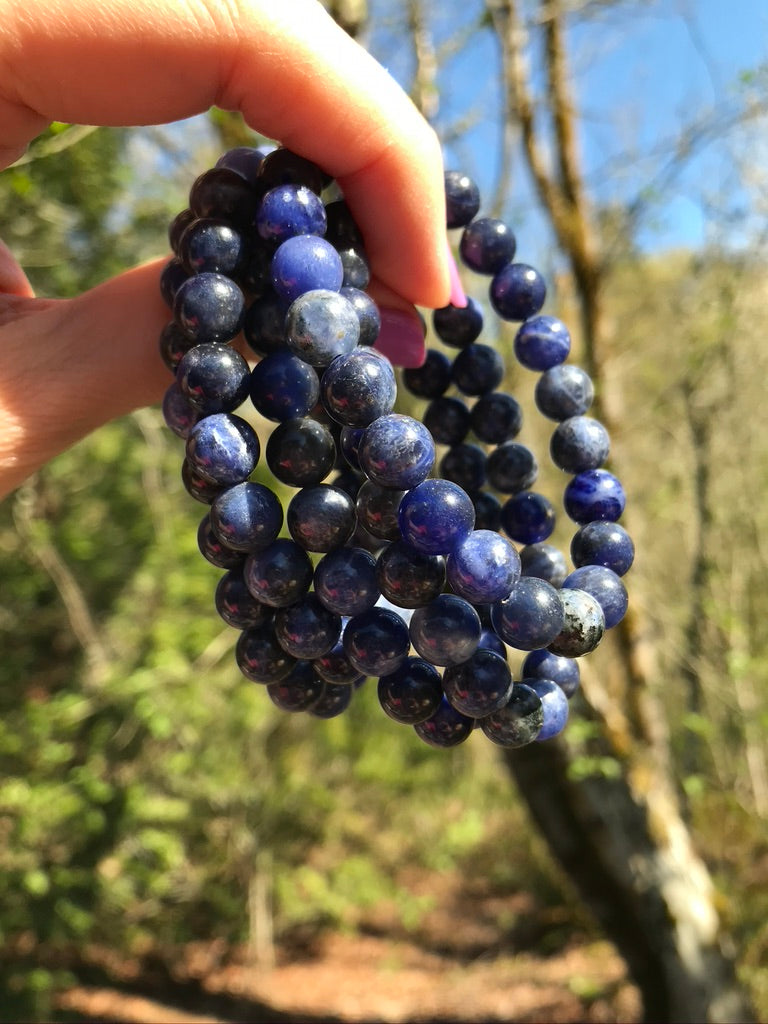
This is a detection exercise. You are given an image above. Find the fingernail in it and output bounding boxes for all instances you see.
[375,308,427,368]
[447,242,468,308]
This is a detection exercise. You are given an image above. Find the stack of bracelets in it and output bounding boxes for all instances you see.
[158,145,633,750]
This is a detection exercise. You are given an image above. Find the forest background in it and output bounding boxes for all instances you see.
[0,0,767,1021]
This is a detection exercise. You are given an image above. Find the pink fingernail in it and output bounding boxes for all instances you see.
[447,242,468,308]
[375,308,427,368]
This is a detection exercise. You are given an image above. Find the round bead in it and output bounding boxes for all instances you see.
[343,606,411,677]
[178,217,247,278]
[432,297,484,348]
[470,393,523,445]
[314,638,365,686]
[274,594,342,659]
[160,257,188,307]
[338,246,370,289]
[215,145,266,184]
[359,414,435,490]
[181,459,226,505]
[243,291,285,357]
[470,490,502,532]
[521,649,580,698]
[564,470,626,524]
[267,661,325,713]
[402,349,452,399]
[439,444,487,492]
[548,588,605,657]
[340,286,381,346]
[446,529,521,604]
[450,344,504,396]
[526,678,569,741]
[257,148,326,194]
[481,683,544,748]
[477,626,507,660]
[486,442,538,494]
[243,539,314,608]
[409,593,481,667]
[550,416,610,474]
[285,289,360,367]
[177,343,251,415]
[459,217,516,274]
[214,569,271,629]
[313,547,380,616]
[489,263,546,322]
[265,416,336,488]
[250,350,320,423]
[570,520,635,576]
[519,543,569,587]
[189,166,260,226]
[321,347,397,427]
[377,657,443,725]
[443,649,513,717]
[257,183,326,242]
[444,170,480,228]
[562,565,628,629]
[210,481,284,552]
[185,412,260,486]
[355,481,405,541]
[500,491,556,545]
[309,682,355,720]
[162,382,199,439]
[514,315,571,370]
[535,364,594,421]
[491,577,564,651]
[159,321,197,374]
[376,541,446,609]
[173,272,245,344]
[286,485,356,552]
[414,698,475,748]
[398,479,476,556]
[235,622,297,684]
[197,513,244,570]
[271,235,343,307]
[424,396,471,446]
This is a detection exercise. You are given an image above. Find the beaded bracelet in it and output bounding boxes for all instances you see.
[158,146,633,750]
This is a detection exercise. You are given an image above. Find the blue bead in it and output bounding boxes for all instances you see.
[375,540,445,609]
[500,491,556,545]
[181,459,226,505]
[197,513,244,570]
[236,622,297,684]
[469,490,502,532]
[343,606,411,676]
[257,149,326,195]
[470,393,523,444]
[286,485,356,552]
[409,593,481,667]
[215,145,266,184]
[177,342,251,415]
[525,678,569,741]
[314,637,365,686]
[450,344,504,396]
[210,481,283,552]
[519,543,569,587]
[424,396,471,445]
[432,296,483,348]
[162,381,199,439]
[550,416,610,473]
[189,166,260,227]
[314,547,380,616]
[489,263,546,322]
[340,286,381,346]
[478,627,507,660]
[338,246,370,289]
[443,649,513,717]
[185,412,260,486]
[159,320,197,374]
[514,315,571,370]
[355,481,405,542]
[267,661,326,713]
[265,416,336,488]
[439,444,487,492]
[570,521,635,576]
[481,683,543,748]
[521,649,580,698]
[564,469,626,524]
[548,588,605,657]
[257,184,327,242]
[398,479,476,556]
[250,350,320,422]
[274,594,342,659]
[378,657,443,724]
[309,682,355,719]
[271,235,343,307]
[535,364,594,421]
[444,170,480,228]
[173,272,245,344]
[243,539,314,608]
[160,257,189,308]
[486,442,538,494]
[402,349,452,399]
[459,217,516,275]
[491,577,564,651]
[446,529,521,604]
[563,565,628,629]
[321,347,397,427]
[285,289,360,367]
[178,218,247,278]
[243,291,285,357]
[413,697,475,748]
[359,414,435,490]
[214,568,271,630]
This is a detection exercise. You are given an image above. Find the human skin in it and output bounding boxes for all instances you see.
[0,0,450,499]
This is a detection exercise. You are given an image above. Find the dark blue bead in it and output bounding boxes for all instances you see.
[564,470,626,524]
[514,315,571,371]
[309,682,355,719]
[570,520,635,576]
[355,481,405,542]
[491,577,564,651]
[159,321,198,374]
[500,491,556,545]
[215,568,271,629]
[215,145,267,184]
[521,649,580,698]
[271,235,343,307]
[243,539,314,608]
[339,426,365,472]
[477,627,507,660]
[275,594,342,659]
[535,364,594,421]
[178,218,247,278]
[444,170,480,228]
[250,350,320,422]
[439,444,487,492]
[314,638,365,686]
[550,416,610,473]
[398,479,476,556]
[338,246,370,289]
[210,481,283,552]
[470,392,523,444]
[446,529,521,604]
[168,209,196,254]
[197,513,245,570]
[450,343,504,397]
[378,657,443,725]
[525,678,569,741]
[265,416,336,488]
[257,184,327,242]
[519,543,569,587]
[324,199,364,248]
[548,587,605,657]
[423,396,471,446]
[340,286,381,346]
[402,349,452,399]
[185,412,260,486]
[343,606,411,676]
[267,661,325,712]
[314,547,380,616]
[173,272,245,344]
[162,381,199,438]
[236,622,297,684]
[286,485,356,552]
[486,442,538,494]
[409,593,481,667]
[376,540,445,609]
[160,257,189,308]
[285,289,360,367]
[181,459,226,505]
[469,490,502,532]
[563,565,628,629]
[321,347,397,427]
[481,683,543,748]
[257,148,326,195]
[189,166,259,227]
[459,217,516,274]
[443,649,513,717]
[489,263,546,322]
[177,343,251,415]
[359,414,435,490]
[432,297,484,348]
[243,291,286,357]
[413,697,474,748]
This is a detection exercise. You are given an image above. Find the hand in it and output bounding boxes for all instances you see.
[0,0,450,499]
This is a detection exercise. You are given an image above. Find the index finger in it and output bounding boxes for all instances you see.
[0,0,450,309]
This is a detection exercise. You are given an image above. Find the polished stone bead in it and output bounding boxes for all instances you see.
[159,320,198,374]
[477,627,507,660]
[235,622,297,684]
[439,444,487,493]
[356,481,405,541]
[377,657,443,725]
[446,529,521,604]
[214,568,271,629]
[215,145,266,184]
[309,682,355,719]
[178,217,247,278]
[320,347,397,427]
[413,697,475,748]
[550,416,610,473]
[242,291,286,357]
[314,547,380,616]
[185,412,260,486]
[257,148,327,195]
[274,594,342,659]
[491,577,564,651]
[287,485,356,552]
[173,271,245,344]
[402,349,452,399]
[177,343,251,415]
[189,166,260,226]
[359,414,435,490]
[535,364,594,421]
[526,678,569,741]
[181,459,226,505]
[160,257,189,308]
[470,490,502,532]
[563,565,628,628]
[313,637,365,686]
[570,520,635,576]
[243,539,314,608]
[340,286,381,346]
[423,396,472,445]
[490,263,546,322]
[443,649,513,717]
[271,235,343,307]
[500,491,556,545]
[564,470,626,524]
[459,217,516,274]
[519,543,569,588]
[521,649,580,698]
[486,442,538,494]
[398,479,476,556]
[470,392,523,444]
[257,183,327,243]
[481,683,544,748]
[338,246,370,289]
[267,660,325,712]
[548,588,605,657]
[285,289,360,367]
[451,343,505,396]
[210,481,283,552]
[343,606,411,676]
[432,297,484,348]
[514,315,571,370]
[445,170,481,227]
[409,593,481,667]
[265,416,336,488]
[197,513,245,570]
[376,540,446,609]
[250,350,320,422]
[162,382,200,439]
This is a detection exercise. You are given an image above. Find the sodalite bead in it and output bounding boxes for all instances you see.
[526,678,569,741]
[432,296,484,348]
[355,481,405,541]
[271,235,343,307]
[243,539,314,608]
[564,469,626,524]
[314,546,380,616]
[173,271,245,343]
[489,263,546,322]
[267,661,326,713]
[210,481,283,552]
[177,342,251,415]
[514,315,571,371]
[377,657,444,725]
[521,649,580,698]
[321,346,397,427]
[398,479,476,556]
[409,593,481,667]
[548,588,605,657]
[459,217,517,275]
[214,569,271,630]
[486,442,538,494]
[162,381,200,439]
[285,289,360,367]
[451,343,505,396]
[310,682,354,719]
[250,350,320,422]
[274,594,342,660]
[442,649,513,717]
[563,565,628,629]
[491,577,564,651]
[481,682,544,748]
[550,416,610,473]
[413,697,475,748]
[500,491,556,545]
[535,364,594,421]
[376,540,445,609]
[446,529,521,604]
[235,622,297,685]
[519,543,569,587]
[359,414,435,490]
[185,412,260,486]
[286,485,356,552]
[313,635,365,687]
[570,520,635,576]
[257,183,327,243]
[343,606,411,676]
